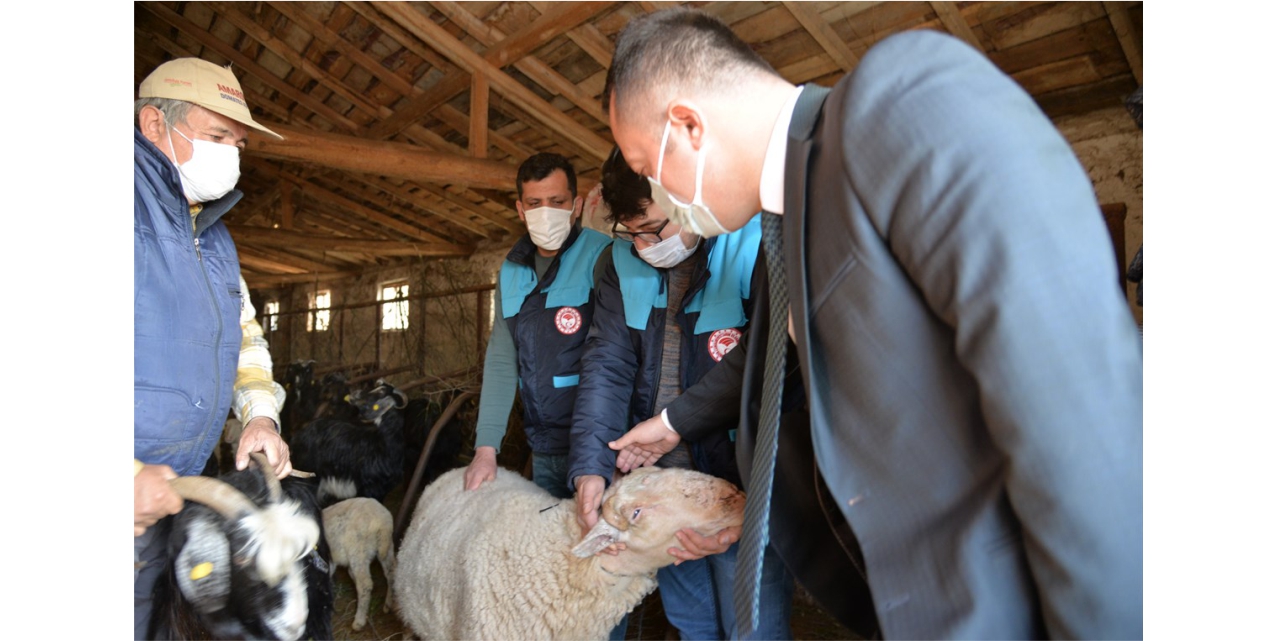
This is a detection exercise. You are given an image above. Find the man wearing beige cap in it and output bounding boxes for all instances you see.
[132,57,291,638]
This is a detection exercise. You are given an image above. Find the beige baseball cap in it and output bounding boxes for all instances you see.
[138,58,283,140]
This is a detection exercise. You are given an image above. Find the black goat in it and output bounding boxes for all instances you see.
[290,381,407,505]
[149,454,334,641]
[401,391,469,495]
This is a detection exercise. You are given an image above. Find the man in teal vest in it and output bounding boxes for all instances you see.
[463,153,612,498]
[568,149,793,640]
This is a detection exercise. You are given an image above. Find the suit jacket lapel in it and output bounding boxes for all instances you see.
[783,84,831,404]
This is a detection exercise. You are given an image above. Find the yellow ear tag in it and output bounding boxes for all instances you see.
[344,394,351,402]
[191,562,214,581]
[373,403,380,410]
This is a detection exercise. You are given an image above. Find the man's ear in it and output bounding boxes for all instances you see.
[571,195,583,222]
[515,200,526,222]
[138,105,167,147]
[666,101,705,152]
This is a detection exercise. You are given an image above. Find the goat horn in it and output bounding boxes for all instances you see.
[250,452,283,503]
[169,476,258,520]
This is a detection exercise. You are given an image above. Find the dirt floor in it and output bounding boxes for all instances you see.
[325,475,862,641]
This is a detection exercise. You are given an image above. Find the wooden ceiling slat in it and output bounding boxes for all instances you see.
[238,244,341,273]
[207,1,386,124]
[135,0,1140,281]
[377,2,613,161]
[139,3,361,132]
[431,0,609,127]
[269,2,419,98]
[349,175,502,239]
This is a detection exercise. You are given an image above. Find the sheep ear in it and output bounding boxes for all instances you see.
[571,519,622,558]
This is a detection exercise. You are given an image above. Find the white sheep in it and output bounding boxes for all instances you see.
[322,497,397,631]
[394,465,745,640]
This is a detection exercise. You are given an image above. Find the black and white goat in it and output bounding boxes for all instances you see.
[149,453,334,641]
[290,381,407,505]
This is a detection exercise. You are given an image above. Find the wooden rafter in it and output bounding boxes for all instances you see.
[227,226,473,258]
[378,1,614,161]
[248,122,518,191]
[782,1,860,72]
[470,74,489,158]
[928,1,986,53]
[1105,2,1142,85]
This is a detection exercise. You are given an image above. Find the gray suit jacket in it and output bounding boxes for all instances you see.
[668,31,1142,639]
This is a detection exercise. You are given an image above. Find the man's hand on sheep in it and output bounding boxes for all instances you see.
[464,446,498,490]
[134,463,183,536]
[235,417,293,479]
[667,525,742,565]
[608,413,681,472]
[574,475,626,555]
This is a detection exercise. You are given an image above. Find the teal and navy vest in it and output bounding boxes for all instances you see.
[569,215,761,486]
[499,226,612,454]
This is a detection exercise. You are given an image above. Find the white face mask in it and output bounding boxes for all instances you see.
[523,205,575,251]
[165,119,241,203]
[647,120,731,238]
[637,230,698,269]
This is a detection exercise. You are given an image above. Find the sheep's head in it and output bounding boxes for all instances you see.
[571,467,745,575]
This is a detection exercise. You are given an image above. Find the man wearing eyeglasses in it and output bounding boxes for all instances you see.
[567,149,794,640]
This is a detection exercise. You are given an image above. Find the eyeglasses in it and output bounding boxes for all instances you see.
[612,218,670,244]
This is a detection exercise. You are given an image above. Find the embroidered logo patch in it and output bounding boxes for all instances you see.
[707,328,742,362]
[554,306,583,335]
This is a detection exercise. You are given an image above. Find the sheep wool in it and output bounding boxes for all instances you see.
[395,466,744,641]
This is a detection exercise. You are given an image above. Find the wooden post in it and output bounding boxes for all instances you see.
[280,185,294,229]
[395,390,479,543]
[470,74,489,159]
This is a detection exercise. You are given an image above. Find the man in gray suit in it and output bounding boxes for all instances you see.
[604,8,1142,640]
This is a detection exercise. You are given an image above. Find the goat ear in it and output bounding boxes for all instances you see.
[571,518,622,558]
[173,518,232,614]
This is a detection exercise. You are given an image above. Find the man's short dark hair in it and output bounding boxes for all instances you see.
[602,7,779,120]
[516,152,577,201]
[600,147,652,225]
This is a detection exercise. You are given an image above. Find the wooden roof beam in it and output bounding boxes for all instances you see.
[364,1,609,140]
[1105,2,1142,85]
[346,176,499,240]
[248,122,518,191]
[245,271,360,289]
[228,226,474,258]
[330,173,497,240]
[783,1,861,72]
[928,1,986,53]
[377,2,614,161]
[237,244,339,274]
[431,1,609,127]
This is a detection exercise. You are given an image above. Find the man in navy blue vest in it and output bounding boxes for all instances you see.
[568,149,794,640]
[134,58,293,639]
[463,153,612,498]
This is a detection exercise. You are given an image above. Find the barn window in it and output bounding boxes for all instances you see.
[381,281,410,331]
[308,290,331,332]
[264,300,279,332]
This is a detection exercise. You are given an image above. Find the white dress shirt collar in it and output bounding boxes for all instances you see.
[759,85,806,215]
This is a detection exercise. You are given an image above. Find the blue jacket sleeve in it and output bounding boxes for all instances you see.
[567,259,640,490]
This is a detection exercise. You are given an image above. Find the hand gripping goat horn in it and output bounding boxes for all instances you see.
[168,476,259,520]
[250,452,283,502]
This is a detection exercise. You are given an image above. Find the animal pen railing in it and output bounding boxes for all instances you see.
[261,282,496,391]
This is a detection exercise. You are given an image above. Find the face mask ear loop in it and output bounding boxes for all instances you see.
[656,119,672,182]
[693,140,707,206]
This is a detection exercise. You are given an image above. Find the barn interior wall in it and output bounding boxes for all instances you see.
[257,242,509,389]
[1054,104,1144,327]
